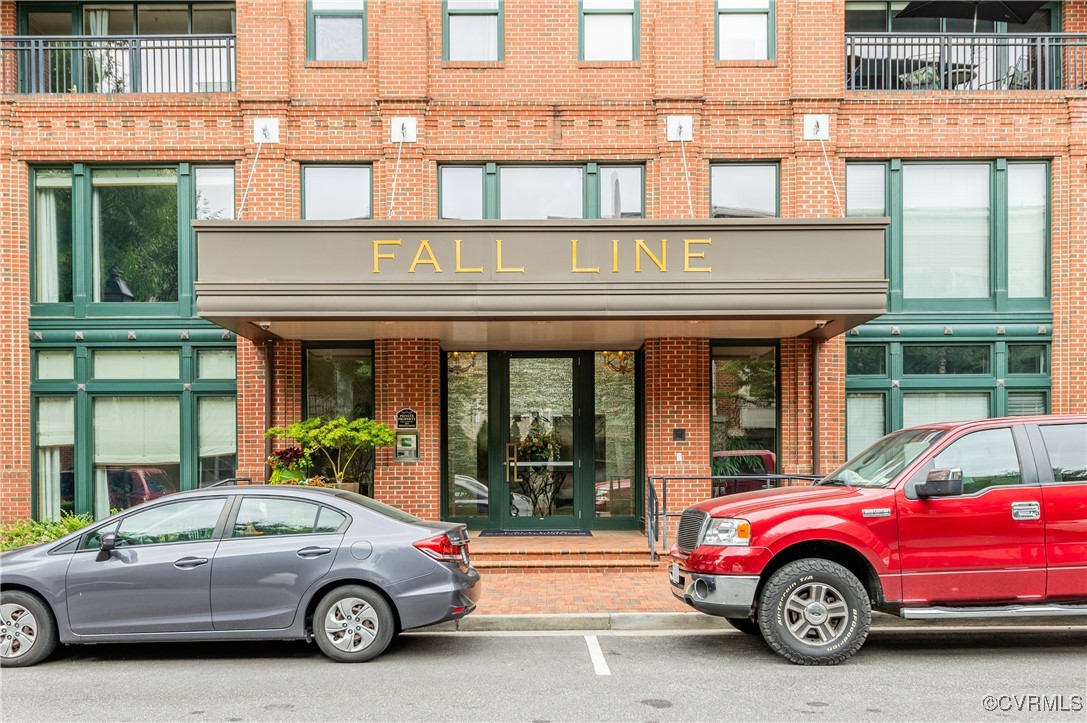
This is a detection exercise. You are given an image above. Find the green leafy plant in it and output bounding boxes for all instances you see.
[265,416,395,483]
[517,420,561,462]
[1,513,95,551]
[266,446,312,484]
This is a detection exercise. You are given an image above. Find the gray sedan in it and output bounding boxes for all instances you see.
[0,485,480,667]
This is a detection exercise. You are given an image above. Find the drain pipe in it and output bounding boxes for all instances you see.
[811,339,821,476]
[264,340,275,482]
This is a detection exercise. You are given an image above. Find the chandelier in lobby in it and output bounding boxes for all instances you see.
[601,350,634,374]
[448,351,478,375]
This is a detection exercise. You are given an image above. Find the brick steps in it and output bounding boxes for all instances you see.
[469,547,665,572]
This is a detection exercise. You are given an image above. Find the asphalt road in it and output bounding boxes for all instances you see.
[2,626,1085,722]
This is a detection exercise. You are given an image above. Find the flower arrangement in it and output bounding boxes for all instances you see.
[266,446,311,484]
[517,423,561,462]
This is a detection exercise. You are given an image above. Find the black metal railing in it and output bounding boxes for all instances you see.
[846,33,1087,91]
[645,473,820,560]
[1,34,236,94]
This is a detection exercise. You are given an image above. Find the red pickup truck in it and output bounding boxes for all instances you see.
[670,415,1087,665]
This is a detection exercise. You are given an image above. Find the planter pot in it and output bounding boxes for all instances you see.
[328,480,360,494]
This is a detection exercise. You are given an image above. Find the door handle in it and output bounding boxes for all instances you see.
[506,442,518,484]
[296,546,332,558]
[174,557,209,569]
[1010,501,1041,521]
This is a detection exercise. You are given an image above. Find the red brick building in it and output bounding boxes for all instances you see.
[2,1,1084,529]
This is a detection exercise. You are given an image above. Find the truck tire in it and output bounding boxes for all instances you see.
[725,617,762,636]
[757,558,871,665]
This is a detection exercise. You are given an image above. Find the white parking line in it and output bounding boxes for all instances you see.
[584,634,611,676]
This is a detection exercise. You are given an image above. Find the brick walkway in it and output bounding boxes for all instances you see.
[468,530,689,615]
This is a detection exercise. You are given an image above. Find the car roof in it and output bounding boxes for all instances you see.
[899,414,1087,433]
[183,484,345,498]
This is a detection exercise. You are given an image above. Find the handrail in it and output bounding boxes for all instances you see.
[845,31,1087,92]
[646,473,821,561]
[1,34,236,94]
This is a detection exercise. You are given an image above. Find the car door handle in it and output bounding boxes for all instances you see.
[1010,501,1041,521]
[297,546,332,558]
[174,557,209,569]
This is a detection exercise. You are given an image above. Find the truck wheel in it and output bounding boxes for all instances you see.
[0,590,57,668]
[757,558,871,665]
[725,617,762,636]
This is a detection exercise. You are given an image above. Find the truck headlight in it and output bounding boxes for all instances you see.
[701,518,751,546]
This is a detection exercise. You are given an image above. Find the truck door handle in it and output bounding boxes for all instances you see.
[174,557,209,569]
[1010,501,1041,521]
[297,546,332,558]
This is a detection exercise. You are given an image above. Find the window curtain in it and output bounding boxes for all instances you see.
[86,9,126,94]
[37,398,73,521]
[36,188,59,303]
[198,398,237,458]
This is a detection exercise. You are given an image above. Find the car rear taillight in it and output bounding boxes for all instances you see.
[413,532,469,564]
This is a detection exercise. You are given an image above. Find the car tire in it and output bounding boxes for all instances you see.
[725,616,762,636]
[0,590,58,668]
[757,558,871,666]
[313,585,395,663]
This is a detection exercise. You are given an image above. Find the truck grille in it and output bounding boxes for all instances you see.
[676,509,708,554]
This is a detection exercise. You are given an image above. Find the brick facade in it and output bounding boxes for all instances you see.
[2,1,1084,523]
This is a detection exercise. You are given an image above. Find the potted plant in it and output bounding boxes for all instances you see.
[265,416,395,494]
[266,446,312,484]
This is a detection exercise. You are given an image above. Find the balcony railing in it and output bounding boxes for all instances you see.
[846,33,1087,91]
[1,34,235,94]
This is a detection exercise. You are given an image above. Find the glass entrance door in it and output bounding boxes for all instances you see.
[503,356,579,527]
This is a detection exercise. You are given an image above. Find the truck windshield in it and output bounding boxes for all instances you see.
[820,428,946,488]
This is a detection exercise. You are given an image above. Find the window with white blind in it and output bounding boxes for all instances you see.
[902,393,989,428]
[582,0,638,61]
[846,393,885,459]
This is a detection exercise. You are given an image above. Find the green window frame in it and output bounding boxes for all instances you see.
[845,337,1051,446]
[30,163,234,320]
[716,0,776,62]
[579,0,640,62]
[30,334,238,521]
[438,163,645,220]
[845,159,1050,313]
[307,0,367,62]
[443,0,504,62]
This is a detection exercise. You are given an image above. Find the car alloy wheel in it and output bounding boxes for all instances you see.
[313,585,395,663]
[0,591,57,668]
[780,581,849,646]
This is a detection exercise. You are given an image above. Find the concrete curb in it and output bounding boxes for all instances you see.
[424,611,1087,633]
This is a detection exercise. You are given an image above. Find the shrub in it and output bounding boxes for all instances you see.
[1,513,95,551]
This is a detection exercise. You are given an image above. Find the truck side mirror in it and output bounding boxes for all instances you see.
[916,468,964,499]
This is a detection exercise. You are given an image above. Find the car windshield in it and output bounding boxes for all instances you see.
[820,427,947,488]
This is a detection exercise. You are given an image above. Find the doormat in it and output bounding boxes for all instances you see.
[478,529,592,537]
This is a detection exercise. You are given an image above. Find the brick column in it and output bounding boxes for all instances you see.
[1053,101,1087,413]
[373,339,441,519]
[643,338,711,513]
[235,339,270,483]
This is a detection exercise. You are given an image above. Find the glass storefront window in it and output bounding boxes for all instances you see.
[37,397,75,521]
[446,353,489,518]
[711,164,778,218]
[305,348,374,419]
[34,169,73,304]
[711,345,778,474]
[1007,163,1046,299]
[93,397,181,518]
[902,164,990,299]
[198,397,237,486]
[302,166,372,220]
[594,352,636,517]
[195,167,235,220]
[598,166,644,219]
[198,349,236,379]
[846,393,885,459]
[846,345,886,376]
[37,350,74,380]
[903,345,989,375]
[499,167,584,220]
[92,168,179,303]
[1008,344,1047,375]
[441,167,484,220]
[1007,391,1046,416]
[94,350,180,379]
[845,164,886,217]
[902,392,989,428]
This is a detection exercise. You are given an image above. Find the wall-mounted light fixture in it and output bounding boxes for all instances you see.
[448,351,478,375]
[601,350,634,374]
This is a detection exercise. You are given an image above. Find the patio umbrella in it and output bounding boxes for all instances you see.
[895,2,1045,29]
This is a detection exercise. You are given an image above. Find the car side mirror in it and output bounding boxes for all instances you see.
[916,468,964,499]
[96,531,117,561]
